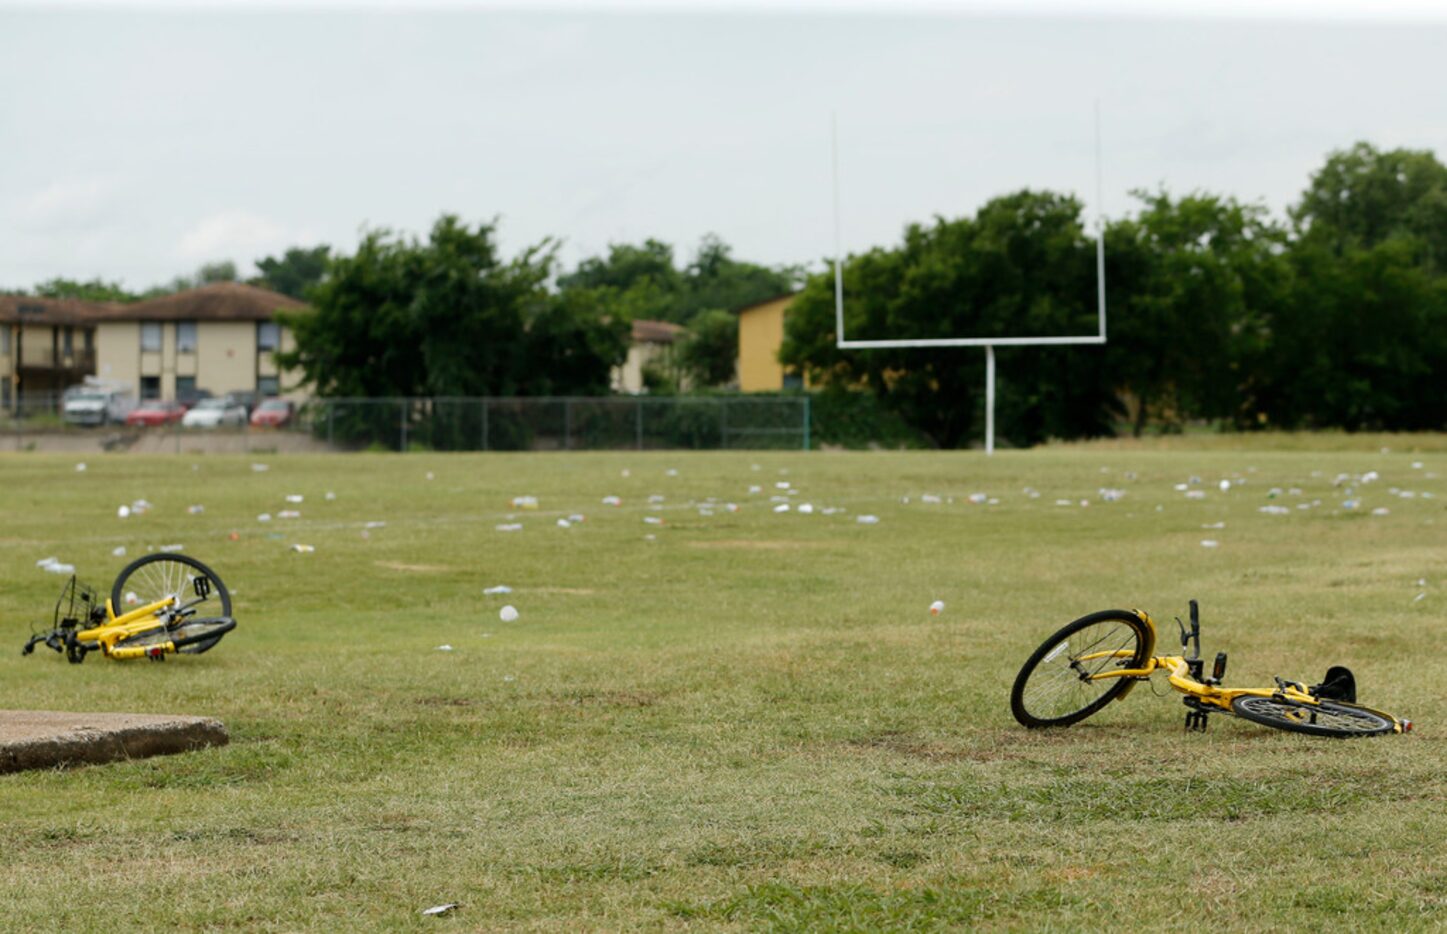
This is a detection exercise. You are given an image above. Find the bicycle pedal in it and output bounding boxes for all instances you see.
[1184,709,1210,732]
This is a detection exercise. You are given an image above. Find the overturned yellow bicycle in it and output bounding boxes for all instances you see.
[1011,601,1411,737]
[23,553,236,663]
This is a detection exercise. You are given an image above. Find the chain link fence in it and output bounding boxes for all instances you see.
[2,394,812,453]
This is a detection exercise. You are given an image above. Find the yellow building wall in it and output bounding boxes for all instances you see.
[195,321,257,397]
[96,321,140,390]
[737,295,795,392]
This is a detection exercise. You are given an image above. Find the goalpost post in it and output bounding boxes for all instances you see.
[831,104,1108,454]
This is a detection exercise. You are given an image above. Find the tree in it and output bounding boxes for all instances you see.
[253,245,330,299]
[277,215,628,400]
[677,308,738,387]
[198,261,238,284]
[31,277,139,303]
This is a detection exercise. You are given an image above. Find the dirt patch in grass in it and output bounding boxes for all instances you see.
[374,561,454,573]
[689,539,829,551]
[546,689,659,709]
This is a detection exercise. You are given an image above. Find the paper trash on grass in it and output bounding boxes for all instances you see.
[325,491,337,500]
[556,518,572,528]
[435,645,453,652]
[773,503,790,513]
[291,544,315,553]
[257,513,272,522]
[1200,540,1220,548]
[929,600,945,616]
[421,904,459,916]
[117,505,131,519]
[36,557,76,574]
[499,605,519,622]
[187,504,205,515]
[644,516,664,525]
[483,585,513,595]
[112,546,127,557]
[496,523,523,532]
[75,462,87,472]
[251,463,270,472]
[602,495,622,506]
[856,514,879,525]
[285,494,304,503]
[510,495,538,509]
[278,510,301,519]
[798,503,815,514]
[1259,506,1290,515]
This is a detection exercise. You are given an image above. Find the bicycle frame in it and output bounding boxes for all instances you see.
[1078,608,1410,733]
[80,595,190,659]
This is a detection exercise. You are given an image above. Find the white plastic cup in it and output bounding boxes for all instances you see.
[499,605,519,622]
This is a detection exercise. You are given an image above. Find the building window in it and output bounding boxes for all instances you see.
[140,322,162,353]
[257,321,280,353]
[1,326,9,354]
[140,376,161,400]
[176,321,198,354]
[175,376,196,401]
[257,375,280,397]
[62,327,74,354]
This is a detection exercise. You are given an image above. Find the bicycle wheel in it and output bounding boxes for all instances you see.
[1230,695,1395,737]
[114,617,236,656]
[111,553,232,654]
[1011,610,1151,728]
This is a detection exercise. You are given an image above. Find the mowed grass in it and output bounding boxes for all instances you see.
[0,439,1444,931]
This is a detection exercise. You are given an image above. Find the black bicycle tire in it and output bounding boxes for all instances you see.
[1011,610,1151,728]
[110,553,232,654]
[113,617,236,655]
[1229,695,1395,737]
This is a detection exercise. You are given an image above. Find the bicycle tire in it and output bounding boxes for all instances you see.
[1230,695,1395,737]
[114,617,236,655]
[111,553,232,654]
[1011,610,1151,728]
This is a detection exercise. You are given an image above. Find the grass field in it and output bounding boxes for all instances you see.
[1,439,1444,931]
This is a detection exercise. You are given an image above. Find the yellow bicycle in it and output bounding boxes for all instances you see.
[1010,601,1411,737]
[23,553,236,663]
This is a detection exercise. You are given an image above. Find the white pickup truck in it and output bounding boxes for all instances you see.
[63,384,136,427]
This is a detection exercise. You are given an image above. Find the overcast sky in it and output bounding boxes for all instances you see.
[3,1,1445,290]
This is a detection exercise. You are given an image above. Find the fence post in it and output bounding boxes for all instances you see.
[635,397,643,450]
[481,398,489,451]
[399,399,408,452]
[719,397,728,450]
[802,394,811,450]
[564,398,573,451]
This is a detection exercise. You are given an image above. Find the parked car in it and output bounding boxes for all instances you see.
[181,396,248,429]
[176,387,213,412]
[63,384,136,426]
[125,399,186,427]
[249,398,295,428]
[225,390,261,416]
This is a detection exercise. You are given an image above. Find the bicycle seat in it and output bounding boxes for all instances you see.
[1309,665,1356,703]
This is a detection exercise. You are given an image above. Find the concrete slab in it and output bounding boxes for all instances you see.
[0,710,228,774]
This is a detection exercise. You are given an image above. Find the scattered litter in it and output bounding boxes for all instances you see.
[666,468,679,477]
[1188,476,1201,485]
[291,544,315,553]
[856,515,879,525]
[75,462,86,472]
[621,468,631,477]
[1023,487,1040,498]
[1174,483,1188,492]
[726,503,739,512]
[798,503,815,514]
[112,546,127,557]
[1412,461,1423,469]
[1342,500,1359,510]
[117,505,131,519]
[510,496,538,510]
[920,494,942,504]
[1218,480,1232,492]
[484,585,513,595]
[426,471,435,481]
[227,532,240,541]
[748,485,762,494]
[1185,490,1207,500]
[1268,487,1282,498]
[364,521,387,529]
[1099,488,1125,502]
[1362,470,1380,483]
[285,494,304,504]
[1259,506,1290,515]
[499,605,519,622]
[648,494,665,504]
[496,523,523,532]
[968,493,988,505]
[1055,499,1073,507]
[251,463,269,472]
[1371,507,1391,516]
[557,518,572,528]
[159,543,184,551]
[568,514,586,523]
[929,600,945,616]
[775,482,790,490]
[257,513,272,522]
[773,504,790,513]
[187,504,204,515]
[1200,540,1220,548]
[435,645,453,652]
[325,491,336,500]
[1413,592,1427,603]
[503,674,516,682]
[1079,499,1090,508]
[699,508,714,517]
[125,591,139,605]
[421,904,459,916]
[644,516,664,525]
[36,557,75,575]
[644,533,656,541]
[278,510,301,519]
[602,495,622,506]
[1202,522,1225,529]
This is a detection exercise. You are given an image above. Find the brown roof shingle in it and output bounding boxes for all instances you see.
[0,294,114,325]
[95,282,305,322]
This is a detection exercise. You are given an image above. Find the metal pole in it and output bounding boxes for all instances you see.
[831,112,846,346]
[985,344,996,456]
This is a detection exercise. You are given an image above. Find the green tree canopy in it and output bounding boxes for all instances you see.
[30,277,139,303]
[252,245,331,299]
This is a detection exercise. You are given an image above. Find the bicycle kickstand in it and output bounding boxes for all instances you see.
[1183,698,1210,733]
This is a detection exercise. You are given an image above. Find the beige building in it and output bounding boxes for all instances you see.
[735,292,801,392]
[612,318,688,394]
[92,283,305,402]
[0,295,103,407]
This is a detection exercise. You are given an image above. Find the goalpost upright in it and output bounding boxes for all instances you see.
[831,105,1108,454]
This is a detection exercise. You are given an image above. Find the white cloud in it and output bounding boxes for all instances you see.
[15,177,122,232]
[174,210,305,268]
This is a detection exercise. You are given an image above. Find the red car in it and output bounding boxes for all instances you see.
[249,398,295,428]
[125,399,185,427]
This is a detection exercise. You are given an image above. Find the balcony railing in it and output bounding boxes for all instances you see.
[18,347,96,371]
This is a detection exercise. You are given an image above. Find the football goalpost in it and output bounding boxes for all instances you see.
[830,106,1108,454]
